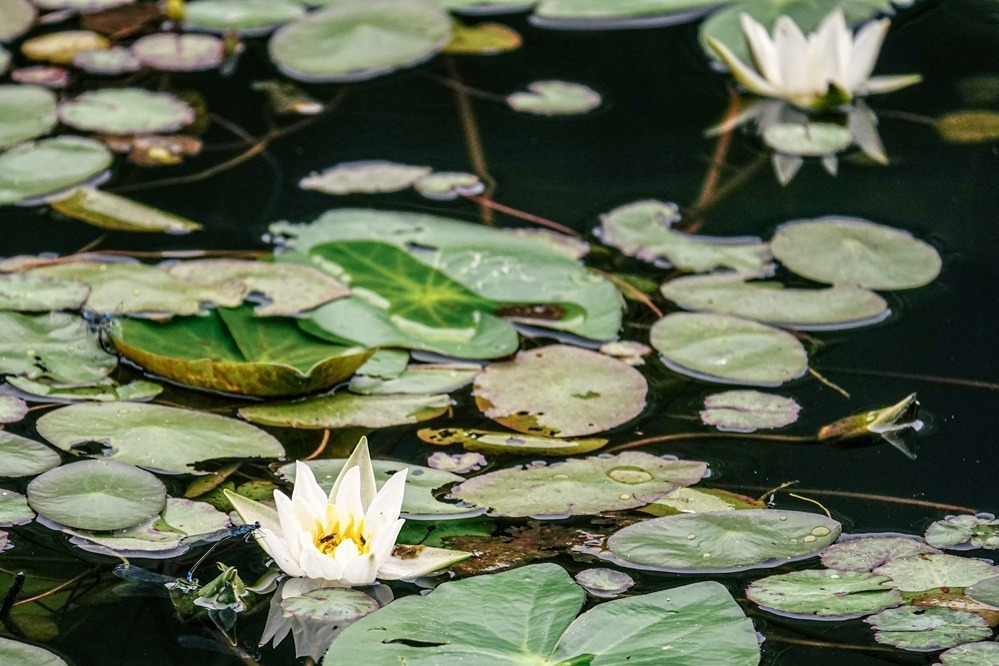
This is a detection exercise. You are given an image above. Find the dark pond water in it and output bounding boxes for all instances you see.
[1,1,998,664]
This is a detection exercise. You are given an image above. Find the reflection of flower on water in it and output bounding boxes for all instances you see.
[709,97,889,185]
[707,9,920,110]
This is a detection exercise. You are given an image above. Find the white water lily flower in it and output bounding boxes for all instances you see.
[224,437,469,587]
[708,9,921,109]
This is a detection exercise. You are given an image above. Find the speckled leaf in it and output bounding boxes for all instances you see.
[0,274,89,311]
[0,85,57,150]
[747,569,903,618]
[506,80,600,115]
[926,515,999,550]
[451,451,706,517]
[608,509,841,572]
[0,432,60,477]
[299,160,431,194]
[50,188,202,234]
[58,88,194,135]
[866,606,991,651]
[650,312,808,386]
[771,217,942,290]
[36,402,285,474]
[700,390,801,432]
[0,136,112,205]
[940,642,999,666]
[240,392,451,429]
[661,273,889,330]
[0,311,116,384]
[27,460,165,531]
[820,536,941,572]
[473,345,647,437]
[873,553,999,593]
[418,427,608,456]
[599,200,771,275]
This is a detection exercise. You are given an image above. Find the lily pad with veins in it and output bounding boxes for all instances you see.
[925,514,999,550]
[57,88,194,135]
[747,569,903,618]
[820,536,941,572]
[873,553,999,593]
[0,84,57,150]
[866,606,991,651]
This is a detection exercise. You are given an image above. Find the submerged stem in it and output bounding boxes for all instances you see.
[591,268,664,318]
[604,431,815,454]
[459,194,581,237]
[819,365,999,392]
[718,483,978,514]
[807,367,851,399]
[686,93,743,233]
[444,57,497,226]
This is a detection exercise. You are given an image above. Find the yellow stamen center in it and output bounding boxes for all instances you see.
[313,506,369,557]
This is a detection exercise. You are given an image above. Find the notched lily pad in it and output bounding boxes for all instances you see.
[282,588,380,623]
[506,80,601,116]
[747,569,903,619]
[300,160,432,194]
[925,514,999,550]
[239,392,451,429]
[451,451,707,517]
[700,390,801,432]
[866,606,991,651]
[473,345,647,437]
[640,486,765,516]
[349,364,479,395]
[418,427,608,456]
[0,311,115,384]
[6,377,161,403]
[820,536,941,572]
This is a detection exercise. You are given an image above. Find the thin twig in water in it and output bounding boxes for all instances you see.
[14,570,92,607]
[591,268,663,318]
[72,233,108,255]
[788,492,832,518]
[460,194,581,237]
[685,154,768,220]
[717,483,978,514]
[685,93,743,233]
[819,366,999,392]
[755,480,799,504]
[604,431,815,454]
[420,71,510,104]
[444,57,497,226]
[769,636,896,653]
[808,367,851,399]
[304,430,331,461]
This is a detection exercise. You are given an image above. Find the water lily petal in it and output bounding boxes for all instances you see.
[259,527,308,578]
[330,436,377,510]
[707,37,779,98]
[291,460,329,518]
[773,16,812,96]
[224,489,281,535]
[848,100,889,164]
[333,466,365,521]
[299,534,343,581]
[377,546,472,581]
[274,490,308,561]
[740,13,782,88]
[847,19,889,91]
[370,518,405,569]
[859,73,922,95]
[363,469,407,526]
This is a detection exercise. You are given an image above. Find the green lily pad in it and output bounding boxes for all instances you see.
[282,588,380,623]
[473,345,647,437]
[130,33,224,72]
[28,261,245,317]
[937,111,999,144]
[50,188,202,234]
[0,311,116,384]
[0,136,112,205]
[433,0,536,12]
[608,509,841,572]
[6,377,162,402]
[418,427,608,456]
[966,576,999,609]
[506,80,601,115]
[650,312,809,386]
[0,396,27,424]
[0,489,35,526]
[269,0,451,83]
[699,0,895,64]
[326,564,760,664]
[0,274,90,311]
[35,402,285,474]
[349,364,479,395]
[0,638,66,666]
[532,0,721,29]
[0,432,60,477]
[641,487,765,516]
[747,569,903,618]
[184,0,305,35]
[451,451,707,517]
[427,451,486,473]
[763,123,853,156]
[940,642,999,666]
[26,459,166,531]
[412,171,484,200]
[866,606,991,651]
[0,85,57,150]
[599,200,772,275]
[771,217,943,290]
[299,160,432,194]
[273,208,622,342]
[278,458,475,518]
[71,46,141,75]
[574,568,634,597]
[397,516,495,548]
[661,273,889,330]
[113,307,370,397]
[820,536,942,572]
[0,48,9,75]
[926,515,999,550]
[165,259,349,316]
[0,0,36,43]
[57,88,194,135]
[240,392,451,429]
[873,553,999,593]
[700,390,801,432]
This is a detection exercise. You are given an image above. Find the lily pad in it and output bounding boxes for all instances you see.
[599,200,772,275]
[165,260,348,316]
[936,111,999,144]
[0,638,67,666]
[0,311,115,384]
[356,348,410,378]
[26,459,166,531]
[282,588,380,623]
[412,171,484,200]
[427,451,486,473]
[418,427,608,456]
[940,642,999,665]
[506,80,601,115]
[0,0,36,43]
[6,377,162,402]
[608,509,841,573]
[349,364,479,395]
[71,46,141,75]
[926,515,999,550]
[32,0,133,9]
[184,0,305,35]
[0,432,60,477]
[10,65,68,88]
[0,489,35,526]
[27,261,244,316]
[113,307,370,397]
[326,564,760,664]
[279,458,475,519]
[574,568,634,597]
[268,0,452,83]
[661,274,890,330]
[451,451,707,517]
[21,31,109,65]
[299,160,431,194]
[434,0,536,14]
[771,217,942,290]
[598,340,651,365]
[641,487,765,516]
[444,21,522,54]
[0,396,28,424]
[239,392,451,429]
[820,536,942,572]
[0,85,57,150]
[966,576,999,609]
[130,33,224,72]
[700,390,801,432]
[874,553,999,593]
[473,345,647,437]
[51,188,202,234]
[0,136,112,205]
[58,88,194,135]
[650,312,809,386]
[532,0,721,29]
[747,569,903,618]
[866,606,991,651]
[763,123,853,156]
[35,402,285,474]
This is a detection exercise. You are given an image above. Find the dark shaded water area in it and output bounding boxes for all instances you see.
[1,2,998,664]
